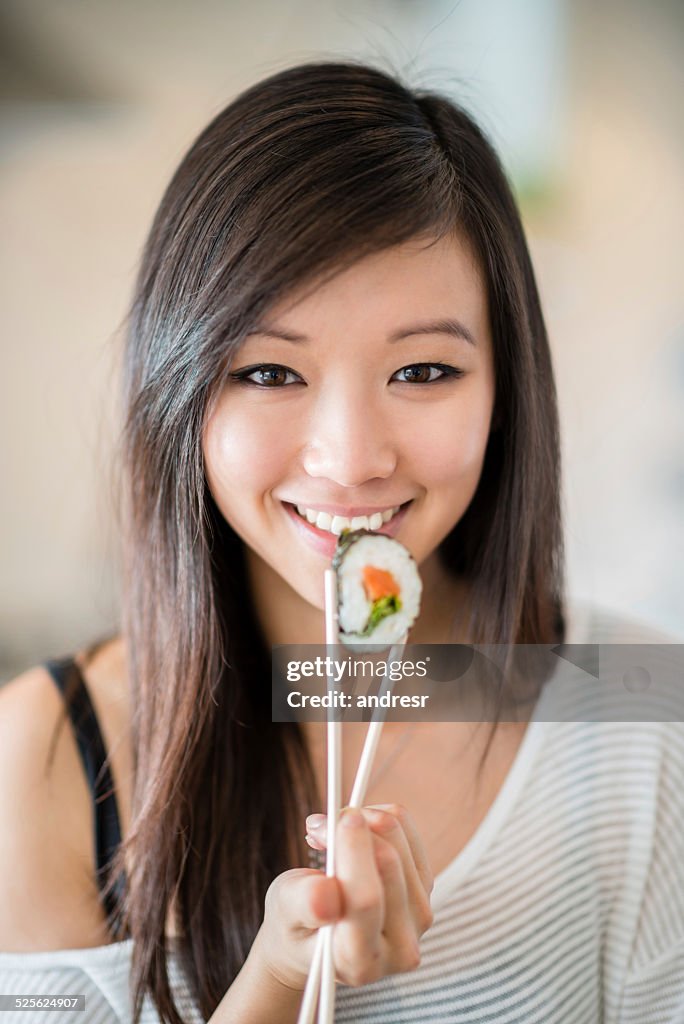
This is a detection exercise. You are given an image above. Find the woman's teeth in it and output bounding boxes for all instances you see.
[294,504,401,536]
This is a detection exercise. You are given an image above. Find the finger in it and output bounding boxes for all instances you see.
[333,809,385,982]
[268,868,342,934]
[306,807,433,935]
[307,875,343,927]
[305,812,328,851]
[307,805,432,896]
[262,869,343,992]
[371,833,422,974]
[305,830,326,851]
[361,806,434,934]
[306,812,327,830]
[365,803,434,897]
[306,821,418,939]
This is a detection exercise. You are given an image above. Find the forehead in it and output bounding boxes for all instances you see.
[261,231,489,340]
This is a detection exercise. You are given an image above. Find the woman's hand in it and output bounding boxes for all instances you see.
[254,804,434,993]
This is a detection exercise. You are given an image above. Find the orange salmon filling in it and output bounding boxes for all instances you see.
[362,565,400,602]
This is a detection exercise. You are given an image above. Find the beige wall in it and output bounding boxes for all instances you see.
[1,0,682,679]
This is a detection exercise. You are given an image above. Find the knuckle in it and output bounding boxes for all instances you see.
[354,891,383,916]
[406,945,422,971]
[384,802,408,825]
[264,868,311,922]
[418,903,435,933]
[264,873,284,912]
[338,945,383,987]
[375,843,401,875]
[347,964,383,987]
[393,939,421,973]
[367,807,398,833]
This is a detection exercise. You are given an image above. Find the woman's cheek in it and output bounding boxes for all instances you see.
[204,407,293,498]
[409,398,491,485]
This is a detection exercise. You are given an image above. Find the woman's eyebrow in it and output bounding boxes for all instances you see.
[248,317,476,346]
[247,325,306,343]
[388,318,476,346]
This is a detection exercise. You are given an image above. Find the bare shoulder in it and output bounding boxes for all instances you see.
[0,662,114,952]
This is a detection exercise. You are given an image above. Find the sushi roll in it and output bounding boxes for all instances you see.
[332,531,422,647]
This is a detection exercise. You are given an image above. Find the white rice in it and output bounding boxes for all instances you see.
[336,534,422,647]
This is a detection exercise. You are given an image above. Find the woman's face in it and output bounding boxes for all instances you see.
[203,232,496,611]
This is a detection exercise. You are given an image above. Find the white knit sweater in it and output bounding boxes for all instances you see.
[1,603,682,1023]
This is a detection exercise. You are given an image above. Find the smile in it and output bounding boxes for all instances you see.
[293,504,402,535]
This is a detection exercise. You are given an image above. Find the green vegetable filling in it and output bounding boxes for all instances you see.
[362,594,402,636]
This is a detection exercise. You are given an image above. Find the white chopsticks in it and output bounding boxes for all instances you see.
[297,571,407,1023]
[317,569,342,1024]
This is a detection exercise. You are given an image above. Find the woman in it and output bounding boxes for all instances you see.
[0,62,681,1024]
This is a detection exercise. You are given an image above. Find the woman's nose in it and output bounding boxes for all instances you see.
[301,386,397,488]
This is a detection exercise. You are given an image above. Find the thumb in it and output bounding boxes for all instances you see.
[307,875,343,926]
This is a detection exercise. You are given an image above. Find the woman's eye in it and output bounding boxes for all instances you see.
[229,362,462,388]
[392,363,463,384]
[230,364,302,387]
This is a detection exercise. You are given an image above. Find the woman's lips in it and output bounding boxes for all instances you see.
[282,500,411,558]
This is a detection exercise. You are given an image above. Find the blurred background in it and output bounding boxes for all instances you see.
[1,0,682,681]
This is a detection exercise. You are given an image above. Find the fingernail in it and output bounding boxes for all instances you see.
[342,809,364,828]
[306,814,326,830]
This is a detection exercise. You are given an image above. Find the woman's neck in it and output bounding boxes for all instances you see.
[244,546,472,647]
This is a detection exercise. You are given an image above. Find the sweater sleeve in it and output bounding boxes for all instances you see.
[618,722,684,1022]
[0,962,123,1023]
[0,942,202,1024]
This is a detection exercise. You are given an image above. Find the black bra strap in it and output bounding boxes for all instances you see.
[44,656,127,931]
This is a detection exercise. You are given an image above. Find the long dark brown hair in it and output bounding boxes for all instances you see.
[108,61,564,1022]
